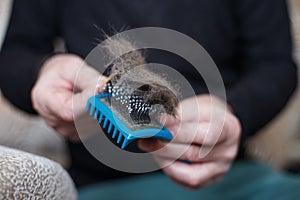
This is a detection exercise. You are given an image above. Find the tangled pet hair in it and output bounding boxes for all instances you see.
[101,36,179,126]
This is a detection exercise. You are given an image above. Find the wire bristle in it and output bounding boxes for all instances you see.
[103,82,153,125]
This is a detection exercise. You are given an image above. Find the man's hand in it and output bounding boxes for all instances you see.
[31,54,104,141]
[139,95,241,189]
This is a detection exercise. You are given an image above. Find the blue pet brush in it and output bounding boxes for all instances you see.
[84,36,179,149]
[85,83,173,149]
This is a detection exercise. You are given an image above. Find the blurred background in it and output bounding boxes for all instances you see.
[246,0,300,171]
[0,0,299,171]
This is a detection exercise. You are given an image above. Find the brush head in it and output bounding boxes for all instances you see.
[86,94,173,149]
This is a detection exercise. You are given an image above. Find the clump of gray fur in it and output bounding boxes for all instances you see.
[103,36,179,118]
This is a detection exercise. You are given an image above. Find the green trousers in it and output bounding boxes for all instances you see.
[78,160,300,200]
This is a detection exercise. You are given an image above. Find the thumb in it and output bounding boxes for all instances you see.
[75,64,105,91]
[72,65,107,117]
[72,87,97,117]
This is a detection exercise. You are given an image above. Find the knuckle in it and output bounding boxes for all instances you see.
[219,163,231,174]
[223,147,237,161]
[31,87,47,113]
[187,175,202,188]
[204,131,218,146]
[185,146,200,161]
[231,129,240,143]
[206,136,216,146]
[31,89,39,109]
[59,111,74,122]
[204,126,221,145]
[230,116,242,137]
[32,100,39,111]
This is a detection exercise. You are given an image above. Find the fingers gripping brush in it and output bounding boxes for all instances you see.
[85,37,179,149]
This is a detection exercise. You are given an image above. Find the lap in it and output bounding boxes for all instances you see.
[78,160,300,200]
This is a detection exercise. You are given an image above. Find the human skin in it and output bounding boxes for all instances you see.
[31,54,104,141]
[31,54,241,189]
[139,95,241,189]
